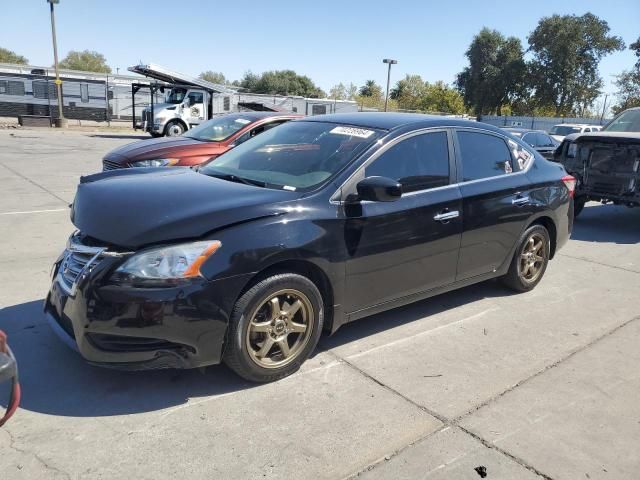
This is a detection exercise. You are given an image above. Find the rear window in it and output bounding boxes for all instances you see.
[457,131,514,181]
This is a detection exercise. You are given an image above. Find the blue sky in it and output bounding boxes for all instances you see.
[2,0,638,96]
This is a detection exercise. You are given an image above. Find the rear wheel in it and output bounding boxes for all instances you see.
[501,224,550,292]
[223,273,324,382]
[164,120,185,137]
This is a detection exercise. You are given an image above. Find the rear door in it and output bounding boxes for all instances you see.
[343,130,462,312]
[454,129,535,281]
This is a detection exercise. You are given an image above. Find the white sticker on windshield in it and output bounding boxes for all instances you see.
[330,126,374,138]
[235,118,251,125]
[283,185,297,191]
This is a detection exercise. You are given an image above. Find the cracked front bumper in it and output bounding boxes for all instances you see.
[44,258,252,370]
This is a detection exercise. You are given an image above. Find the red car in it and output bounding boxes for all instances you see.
[102,112,302,170]
[0,331,20,427]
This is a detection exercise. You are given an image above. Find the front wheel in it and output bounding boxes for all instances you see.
[164,120,185,137]
[501,224,550,292]
[223,273,324,382]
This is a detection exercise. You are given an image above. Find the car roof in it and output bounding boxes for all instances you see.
[552,123,592,128]
[299,112,501,133]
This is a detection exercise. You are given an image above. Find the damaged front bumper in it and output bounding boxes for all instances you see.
[44,244,251,370]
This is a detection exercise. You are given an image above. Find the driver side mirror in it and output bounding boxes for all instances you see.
[356,176,402,202]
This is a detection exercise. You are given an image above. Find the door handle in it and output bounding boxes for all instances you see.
[512,195,530,206]
[433,210,460,222]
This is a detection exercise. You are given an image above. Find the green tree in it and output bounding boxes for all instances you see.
[346,83,358,100]
[199,71,226,84]
[422,81,465,114]
[456,28,526,117]
[359,80,383,98]
[57,50,111,73]
[391,74,427,110]
[239,71,260,91]
[242,70,324,97]
[612,36,640,114]
[329,83,347,100]
[528,13,624,116]
[0,47,28,65]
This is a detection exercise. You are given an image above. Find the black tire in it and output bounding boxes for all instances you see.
[573,196,586,218]
[164,120,185,137]
[149,132,162,138]
[223,273,324,383]
[501,224,551,292]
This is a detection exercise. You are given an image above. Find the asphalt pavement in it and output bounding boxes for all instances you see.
[0,128,638,479]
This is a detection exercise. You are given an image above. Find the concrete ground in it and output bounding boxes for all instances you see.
[0,128,638,480]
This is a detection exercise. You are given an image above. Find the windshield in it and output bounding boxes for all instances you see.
[165,88,187,104]
[184,115,255,142]
[200,121,383,191]
[603,109,640,132]
[549,125,581,136]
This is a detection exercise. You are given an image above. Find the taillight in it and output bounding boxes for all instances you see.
[561,175,576,198]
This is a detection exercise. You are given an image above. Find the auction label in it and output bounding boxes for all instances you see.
[330,126,375,138]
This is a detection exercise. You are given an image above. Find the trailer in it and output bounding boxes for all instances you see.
[0,68,107,122]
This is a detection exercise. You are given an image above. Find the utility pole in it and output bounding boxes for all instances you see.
[382,58,397,112]
[48,0,67,128]
[600,94,609,124]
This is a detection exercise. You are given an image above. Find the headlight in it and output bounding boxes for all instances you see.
[130,158,179,168]
[111,240,221,286]
[567,143,577,158]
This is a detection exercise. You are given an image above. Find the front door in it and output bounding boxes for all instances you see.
[343,130,462,313]
[454,129,535,281]
[186,90,205,126]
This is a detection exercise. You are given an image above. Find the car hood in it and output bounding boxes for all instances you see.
[103,136,218,163]
[71,168,296,249]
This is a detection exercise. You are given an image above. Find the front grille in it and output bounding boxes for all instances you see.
[102,159,124,171]
[59,249,102,294]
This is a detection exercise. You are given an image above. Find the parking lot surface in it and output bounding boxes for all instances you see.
[1,128,639,479]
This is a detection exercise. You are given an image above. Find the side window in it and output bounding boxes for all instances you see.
[522,133,537,147]
[251,120,287,138]
[0,80,6,94]
[538,133,554,147]
[188,92,204,105]
[457,131,514,181]
[7,81,25,96]
[365,131,450,193]
[80,83,89,103]
[233,131,251,146]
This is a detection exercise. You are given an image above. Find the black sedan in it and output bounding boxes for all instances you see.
[45,114,575,382]
[503,127,560,160]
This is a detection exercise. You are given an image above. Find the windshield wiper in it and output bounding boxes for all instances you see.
[206,172,267,188]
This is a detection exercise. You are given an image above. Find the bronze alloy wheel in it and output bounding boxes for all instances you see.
[245,289,314,369]
[518,232,547,283]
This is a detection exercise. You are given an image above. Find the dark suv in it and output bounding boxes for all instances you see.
[46,113,574,382]
[554,107,640,217]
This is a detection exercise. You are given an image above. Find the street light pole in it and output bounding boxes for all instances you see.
[382,58,397,112]
[48,0,67,127]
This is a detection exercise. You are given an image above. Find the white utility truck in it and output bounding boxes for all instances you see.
[129,63,235,137]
